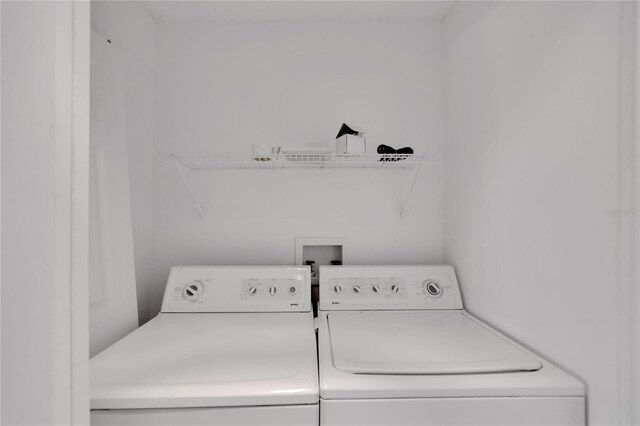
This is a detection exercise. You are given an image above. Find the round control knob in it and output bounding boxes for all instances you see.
[288,286,297,295]
[269,286,277,296]
[391,284,399,294]
[183,281,204,302]
[353,284,361,294]
[372,284,381,293]
[333,284,342,294]
[424,281,441,296]
[249,286,258,296]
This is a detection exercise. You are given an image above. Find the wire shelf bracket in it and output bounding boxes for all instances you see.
[173,162,206,218]
[400,163,423,217]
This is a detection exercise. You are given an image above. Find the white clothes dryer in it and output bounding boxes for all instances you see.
[91,266,318,426]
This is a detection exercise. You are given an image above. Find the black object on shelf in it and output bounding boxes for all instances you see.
[377,144,414,161]
[377,144,396,154]
[336,123,365,139]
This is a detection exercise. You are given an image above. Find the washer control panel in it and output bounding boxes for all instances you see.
[319,265,462,311]
[161,266,310,313]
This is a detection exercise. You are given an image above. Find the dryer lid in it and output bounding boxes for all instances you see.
[91,313,319,409]
[327,311,542,374]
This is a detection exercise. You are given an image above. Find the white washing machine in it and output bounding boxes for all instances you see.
[91,266,318,426]
[318,265,585,426]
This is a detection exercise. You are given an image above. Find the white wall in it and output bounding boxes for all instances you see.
[148,20,444,323]
[2,4,58,422]
[443,2,634,424]
[91,1,156,323]
[2,1,90,424]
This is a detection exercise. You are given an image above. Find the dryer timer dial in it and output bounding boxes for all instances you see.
[183,280,204,302]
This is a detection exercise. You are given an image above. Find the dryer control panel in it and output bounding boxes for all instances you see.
[161,266,311,313]
[319,265,463,311]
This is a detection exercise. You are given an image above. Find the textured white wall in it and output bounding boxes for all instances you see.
[148,20,445,323]
[443,2,634,424]
[91,2,156,324]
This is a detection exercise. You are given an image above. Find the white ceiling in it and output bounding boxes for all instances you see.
[142,1,453,22]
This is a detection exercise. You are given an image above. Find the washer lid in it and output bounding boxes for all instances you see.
[91,313,318,409]
[328,311,542,374]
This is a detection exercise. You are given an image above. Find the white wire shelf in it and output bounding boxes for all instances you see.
[160,151,439,218]
[160,152,439,171]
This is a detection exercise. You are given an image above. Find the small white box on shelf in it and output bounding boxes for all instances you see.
[336,134,366,154]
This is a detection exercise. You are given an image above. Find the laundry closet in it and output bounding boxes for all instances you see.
[86,2,636,425]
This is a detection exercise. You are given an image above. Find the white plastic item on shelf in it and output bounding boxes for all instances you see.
[336,134,366,154]
[280,148,332,162]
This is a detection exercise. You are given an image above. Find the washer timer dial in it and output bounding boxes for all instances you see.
[423,280,442,297]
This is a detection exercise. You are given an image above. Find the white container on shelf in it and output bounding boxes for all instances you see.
[336,135,366,154]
